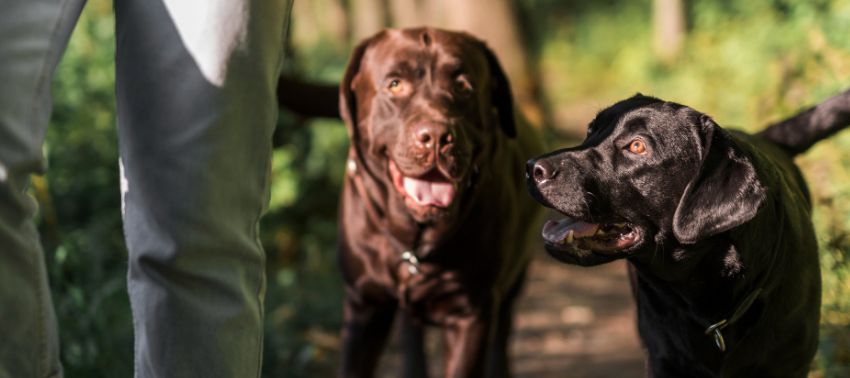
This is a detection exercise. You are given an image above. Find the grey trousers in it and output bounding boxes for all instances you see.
[0,1,290,377]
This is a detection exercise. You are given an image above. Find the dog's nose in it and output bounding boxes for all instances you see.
[413,123,453,150]
[528,158,557,184]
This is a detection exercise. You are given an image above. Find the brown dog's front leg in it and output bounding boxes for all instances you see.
[442,313,492,378]
[339,295,397,378]
[399,312,429,378]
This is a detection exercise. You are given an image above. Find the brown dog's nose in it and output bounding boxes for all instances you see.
[529,158,557,184]
[413,123,453,150]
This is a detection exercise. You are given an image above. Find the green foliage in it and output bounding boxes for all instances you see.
[261,117,349,377]
[526,0,850,127]
[42,2,133,377]
[262,19,352,374]
[806,138,850,377]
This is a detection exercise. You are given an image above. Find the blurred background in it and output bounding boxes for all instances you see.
[39,0,850,376]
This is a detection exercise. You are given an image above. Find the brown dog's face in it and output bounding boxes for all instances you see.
[341,28,515,223]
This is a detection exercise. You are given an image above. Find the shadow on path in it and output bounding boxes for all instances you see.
[377,250,645,377]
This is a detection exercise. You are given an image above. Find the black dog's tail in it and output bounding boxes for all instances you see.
[759,88,850,156]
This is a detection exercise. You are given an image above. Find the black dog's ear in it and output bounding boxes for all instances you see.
[673,115,767,244]
[339,33,383,144]
[479,43,517,138]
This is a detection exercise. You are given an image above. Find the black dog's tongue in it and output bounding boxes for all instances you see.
[542,217,600,244]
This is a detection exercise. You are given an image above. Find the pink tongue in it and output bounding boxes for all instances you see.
[403,176,455,207]
[542,217,600,244]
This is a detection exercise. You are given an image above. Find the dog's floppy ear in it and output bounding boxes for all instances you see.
[339,34,381,144]
[673,115,766,244]
[479,43,517,138]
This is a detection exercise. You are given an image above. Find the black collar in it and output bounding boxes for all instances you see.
[703,287,763,352]
[703,199,784,352]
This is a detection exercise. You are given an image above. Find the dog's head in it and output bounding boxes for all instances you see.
[340,27,516,224]
[526,95,766,265]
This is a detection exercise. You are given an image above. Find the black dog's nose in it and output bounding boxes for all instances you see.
[526,160,558,184]
[527,158,557,184]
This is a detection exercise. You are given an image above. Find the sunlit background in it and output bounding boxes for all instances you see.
[40,0,850,376]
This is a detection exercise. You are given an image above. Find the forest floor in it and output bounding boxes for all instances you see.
[375,251,645,377]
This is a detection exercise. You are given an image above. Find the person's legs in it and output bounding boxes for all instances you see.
[0,1,85,377]
[114,1,290,377]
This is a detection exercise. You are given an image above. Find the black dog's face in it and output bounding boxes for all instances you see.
[341,28,517,224]
[526,95,765,265]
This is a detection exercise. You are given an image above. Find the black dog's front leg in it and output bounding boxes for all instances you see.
[339,295,397,378]
[487,280,525,378]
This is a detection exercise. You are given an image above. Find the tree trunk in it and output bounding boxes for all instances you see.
[388,0,419,28]
[290,0,349,55]
[653,0,686,62]
[350,0,390,42]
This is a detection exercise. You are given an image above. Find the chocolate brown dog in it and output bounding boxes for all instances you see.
[337,27,543,377]
[526,89,850,376]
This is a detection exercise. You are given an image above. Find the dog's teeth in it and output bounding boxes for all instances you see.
[595,229,606,236]
[614,223,627,228]
[565,230,574,244]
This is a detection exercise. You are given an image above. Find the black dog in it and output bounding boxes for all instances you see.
[526,90,850,376]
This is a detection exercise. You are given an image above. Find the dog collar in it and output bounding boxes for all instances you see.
[703,287,763,352]
[400,250,421,275]
[703,199,783,352]
[346,157,358,175]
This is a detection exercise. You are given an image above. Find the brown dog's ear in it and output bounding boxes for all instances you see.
[339,34,382,144]
[672,115,767,244]
[479,43,517,138]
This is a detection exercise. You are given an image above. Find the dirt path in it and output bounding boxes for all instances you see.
[376,252,645,377]
[511,254,644,377]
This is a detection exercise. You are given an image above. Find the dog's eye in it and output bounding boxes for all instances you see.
[454,76,474,96]
[627,139,647,155]
[386,79,410,96]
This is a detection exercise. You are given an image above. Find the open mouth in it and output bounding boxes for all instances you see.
[542,217,640,254]
[389,160,456,208]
